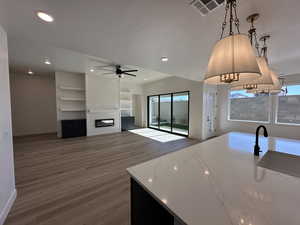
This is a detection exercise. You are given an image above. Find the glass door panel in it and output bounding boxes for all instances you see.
[149,96,159,128]
[172,92,189,135]
[159,94,172,132]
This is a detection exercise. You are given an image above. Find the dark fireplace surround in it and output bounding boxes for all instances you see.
[95,119,115,128]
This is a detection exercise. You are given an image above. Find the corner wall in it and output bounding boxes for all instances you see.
[142,77,204,140]
[10,73,57,136]
[0,25,16,225]
[216,74,300,139]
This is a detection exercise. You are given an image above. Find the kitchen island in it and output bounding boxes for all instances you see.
[127,132,300,225]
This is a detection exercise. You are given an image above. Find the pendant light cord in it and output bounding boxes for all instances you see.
[220,3,229,39]
[233,1,240,34]
[220,0,240,39]
[248,18,261,56]
[261,38,268,59]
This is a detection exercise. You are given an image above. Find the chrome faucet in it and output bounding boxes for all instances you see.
[254,125,268,156]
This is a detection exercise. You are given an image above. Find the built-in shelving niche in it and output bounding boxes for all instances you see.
[55,72,87,137]
[120,89,132,117]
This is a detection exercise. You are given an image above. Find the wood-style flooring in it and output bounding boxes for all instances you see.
[4,131,199,225]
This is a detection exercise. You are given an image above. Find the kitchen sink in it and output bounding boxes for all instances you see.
[258,151,300,178]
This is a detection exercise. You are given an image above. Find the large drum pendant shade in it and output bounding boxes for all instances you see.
[205,34,261,85]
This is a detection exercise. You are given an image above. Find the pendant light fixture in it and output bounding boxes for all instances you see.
[247,35,285,95]
[204,0,261,85]
[248,70,284,95]
[231,13,273,90]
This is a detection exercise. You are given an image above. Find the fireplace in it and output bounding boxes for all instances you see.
[95,119,115,128]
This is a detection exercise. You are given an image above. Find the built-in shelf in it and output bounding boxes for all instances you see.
[120,89,132,116]
[120,107,132,110]
[60,108,86,112]
[120,99,132,103]
[60,86,85,91]
[60,97,85,102]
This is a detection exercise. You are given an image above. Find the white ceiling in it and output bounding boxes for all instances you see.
[1,0,300,82]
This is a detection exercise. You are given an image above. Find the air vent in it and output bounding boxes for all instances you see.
[188,0,225,16]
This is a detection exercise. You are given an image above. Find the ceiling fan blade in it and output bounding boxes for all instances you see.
[123,73,137,77]
[94,64,114,69]
[102,72,114,75]
[94,67,114,72]
[122,69,138,73]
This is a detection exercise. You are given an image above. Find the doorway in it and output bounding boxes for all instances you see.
[147,91,189,136]
[203,85,218,140]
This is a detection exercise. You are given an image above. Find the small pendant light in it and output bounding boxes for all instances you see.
[231,14,274,90]
[204,0,261,85]
[248,70,283,95]
[247,35,285,95]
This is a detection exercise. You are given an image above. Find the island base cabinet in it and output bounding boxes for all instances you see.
[131,178,174,225]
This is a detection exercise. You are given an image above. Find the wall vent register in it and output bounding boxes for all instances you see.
[95,119,115,128]
[188,0,225,16]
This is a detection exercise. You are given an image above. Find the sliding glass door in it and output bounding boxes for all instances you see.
[159,94,172,132]
[172,92,189,135]
[148,91,189,136]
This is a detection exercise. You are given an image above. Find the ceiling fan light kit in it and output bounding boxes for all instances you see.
[204,0,261,85]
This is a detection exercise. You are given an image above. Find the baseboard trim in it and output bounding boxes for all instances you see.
[0,189,17,225]
[13,132,57,138]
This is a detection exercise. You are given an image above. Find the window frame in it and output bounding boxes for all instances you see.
[275,84,300,126]
[227,89,272,124]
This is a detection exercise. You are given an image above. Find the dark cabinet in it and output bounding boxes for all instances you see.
[121,116,135,131]
[61,119,87,138]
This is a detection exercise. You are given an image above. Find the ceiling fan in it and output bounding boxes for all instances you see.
[94,64,138,78]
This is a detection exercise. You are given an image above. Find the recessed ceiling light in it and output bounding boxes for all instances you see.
[204,170,210,175]
[144,78,149,81]
[28,69,34,75]
[36,11,54,23]
[90,69,94,72]
[44,58,51,65]
[161,57,169,62]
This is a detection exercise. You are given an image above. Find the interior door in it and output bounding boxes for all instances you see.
[203,85,218,140]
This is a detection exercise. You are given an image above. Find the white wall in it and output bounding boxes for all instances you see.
[86,75,121,136]
[142,77,204,140]
[10,73,57,136]
[216,74,300,140]
[0,26,16,225]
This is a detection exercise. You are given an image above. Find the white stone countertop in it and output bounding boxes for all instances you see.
[127,132,300,225]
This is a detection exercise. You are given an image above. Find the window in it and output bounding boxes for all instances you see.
[229,90,270,122]
[276,85,300,125]
[148,92,189,136]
